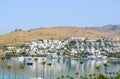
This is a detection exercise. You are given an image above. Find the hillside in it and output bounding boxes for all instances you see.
[0,26,114,46]
[86,24,120,32]
[86,24,120,39]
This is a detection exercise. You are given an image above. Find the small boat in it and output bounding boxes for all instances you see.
[18,56,24,62]
[47,53,58,59]
[96,55,103,61]
[88,55,106,60]
[88,56,96,60]
[5,55,11,59]
[24,57,34,66]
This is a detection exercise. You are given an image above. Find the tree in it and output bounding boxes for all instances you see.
[104,63,109,79]
[69,40,76,46]
[12,52,17,79]
[57,52,61,56]
[34,58,39,79]
[57,77,61,79]
[61,75,64,78]
[98,74,106,79]
[107,72,112,79]
[115,72,120,79]
[65,43,69,49]
[89,74,92,79]
[63,50,71,56]
[70,76,73,79]
[12,51,17,57]
[7,65,12,79]
[113,72,116,79]
[66,74,70,78]
[75,72,79,79]
[19,51,29,56]
[95,66,100,78]
[47,63,52,79]
[19,65,25,79]
[1,57,6,79]
[93,73,97,79]
[41,61,46,79]
[80,61,83,77]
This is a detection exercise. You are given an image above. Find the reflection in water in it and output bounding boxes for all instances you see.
[0,57,120,79]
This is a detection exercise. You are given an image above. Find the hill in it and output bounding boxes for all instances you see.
[0,26,114,46]
[86,24,120,32]
[86,24,120,39]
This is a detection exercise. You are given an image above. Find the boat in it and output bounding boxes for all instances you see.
[47,53,58,59]
[96,55,103,60]
[24,57,34,66]
[88,55,107,60]
[88,56,96,60]
[18,56,24,62]
[5,55,11,59]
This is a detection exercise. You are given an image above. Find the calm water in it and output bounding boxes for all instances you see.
[0,57,120,79]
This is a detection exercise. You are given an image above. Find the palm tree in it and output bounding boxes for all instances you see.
[93,73,97,79]
[113,72,116,79]
[104,63,109,79]
[57,77,61,79]
[1,57,6,79]
[109,72,112,79]
[75,72,79,79]
[61,75,64,79]
[70,76,73,79]
[47,63,52,79]
[34,58,39,79]
[99,73,106,79]
[12,52,17,79]
[7,65,12,79]
[41,61,46,79]
[66,74,70,78]
[89,74,92,79]
[95,66,100,78]
[80,61,83,77]
[19,65,25,79]
[115,72,120,79]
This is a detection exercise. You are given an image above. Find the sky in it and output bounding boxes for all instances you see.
[0,0,120,35]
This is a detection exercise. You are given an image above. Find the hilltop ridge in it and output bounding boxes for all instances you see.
[86,24,120,32]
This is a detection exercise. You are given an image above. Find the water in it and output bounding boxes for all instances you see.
[0,57,120,79]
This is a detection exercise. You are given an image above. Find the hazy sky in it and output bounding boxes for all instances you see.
[0,0,120,35]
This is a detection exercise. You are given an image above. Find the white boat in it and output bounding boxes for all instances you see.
[88,56,96,60]
[47,53,58,59]
[102,56,107,60]
[88,55,105,60]
[18,56,24,62]
[96,55,103,60]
